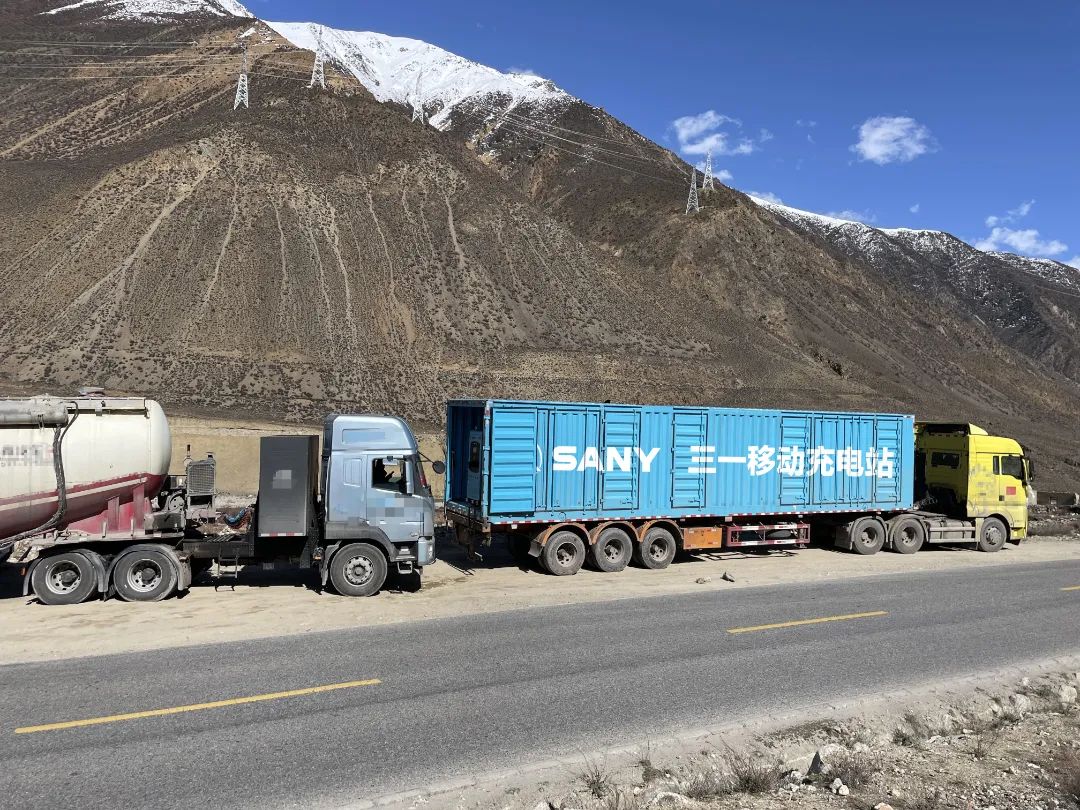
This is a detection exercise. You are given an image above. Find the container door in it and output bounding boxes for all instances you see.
[671,410,707,508]
[601,409,640,510]
[779,415,810,506]
[873,418,902,505]
[488,408,537,514]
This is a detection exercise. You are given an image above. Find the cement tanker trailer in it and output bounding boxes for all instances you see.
[1,392,441,605]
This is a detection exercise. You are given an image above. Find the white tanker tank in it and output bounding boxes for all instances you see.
[0,395,172,545]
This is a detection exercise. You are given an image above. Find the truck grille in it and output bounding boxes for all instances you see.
[186,458,216,497]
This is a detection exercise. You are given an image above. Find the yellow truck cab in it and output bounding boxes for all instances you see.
[915,423,1031,545]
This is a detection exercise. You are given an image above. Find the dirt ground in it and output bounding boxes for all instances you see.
[437,666,1080,810]
[1,533,1078,667]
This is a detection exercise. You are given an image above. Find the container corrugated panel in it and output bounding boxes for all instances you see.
[445,400,915,526]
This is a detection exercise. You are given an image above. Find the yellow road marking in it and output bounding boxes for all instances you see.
[727,610,887,634]
[1061,585,1080,592]
[15,678,381,734]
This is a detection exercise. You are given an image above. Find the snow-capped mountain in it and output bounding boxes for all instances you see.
[44,0,252,20]
[264,22,571,130]
[752,196,1080,295]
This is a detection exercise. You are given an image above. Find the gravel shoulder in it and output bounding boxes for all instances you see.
[1,535,1078,666]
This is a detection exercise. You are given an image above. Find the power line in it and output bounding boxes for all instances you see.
[484,117,685,187]
[496,106,681,167]
[484,107,688,179]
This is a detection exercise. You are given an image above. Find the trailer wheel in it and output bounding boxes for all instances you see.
[329,542,388,596]
[888,515,925,554]
[113,549,178,602]
[540,531,585,576]
[635,526,677,570]
[31,552,98,605]
[848,516,886,555]
[977,517,1007,553]
[588,527,632,572]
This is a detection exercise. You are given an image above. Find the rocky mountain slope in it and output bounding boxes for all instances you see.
[752,198,1080,386]
[1,1,1078,486]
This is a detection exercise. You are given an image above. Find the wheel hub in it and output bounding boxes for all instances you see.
[345,555,373,586]
[127,559,162,592]
[47,562,80,594]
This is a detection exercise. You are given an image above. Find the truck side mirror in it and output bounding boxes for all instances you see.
[432,460,446,475]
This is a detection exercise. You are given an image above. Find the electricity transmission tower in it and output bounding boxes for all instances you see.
[410,68,425,123]
[233,44,249,110]
[702,150,715,191]
[308,45,326,89]
[686,169,700,214]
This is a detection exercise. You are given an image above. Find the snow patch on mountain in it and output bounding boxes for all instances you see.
[751,195,1080,292]
[264,21,571,130]
[44,0,252,20]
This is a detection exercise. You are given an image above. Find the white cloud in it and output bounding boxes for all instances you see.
[759,128,774,142]
[850,116,937,165]
[909,203,920,214]
[827,209,877,224]
[796,119,817,127]
[507,65,538,77]
[694,161,734,183]
[748,191,784,204]
[1068,256,1080,269]
[974,227,1067,256]
[669,110,764,157]
[985,199,1035,228]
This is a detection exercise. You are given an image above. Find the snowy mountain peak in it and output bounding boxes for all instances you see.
[264,21,571,130]
[750,196,1080,294]
[44,0,252,21]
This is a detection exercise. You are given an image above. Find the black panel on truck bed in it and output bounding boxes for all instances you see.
[257,436,319,537]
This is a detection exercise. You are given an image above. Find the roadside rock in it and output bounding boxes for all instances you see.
[1009,693,1032,715]
[694,577,712,584]
[873,804,895,810]
[1057,683,1077,705]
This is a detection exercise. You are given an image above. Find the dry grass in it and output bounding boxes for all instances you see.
[720,746,784,795]
[636,744,664,784]
[575,756,612,799]
[892,711,953,748]
[829,752,875,790]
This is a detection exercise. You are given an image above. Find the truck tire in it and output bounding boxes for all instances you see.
[887,515,925,554]
[329,542,388,596]
[540,531,585,576]
[112,549,179,602]
[588,527,632,572]
[31,552,98,605]
[635,526,677,570]
[848,516,886,555]
[977,517,1007,552]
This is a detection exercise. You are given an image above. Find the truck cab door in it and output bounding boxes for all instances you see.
[995,454,1027,532]
[368,454,425,546]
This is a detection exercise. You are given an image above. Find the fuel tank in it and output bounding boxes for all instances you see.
[0,396,171,540]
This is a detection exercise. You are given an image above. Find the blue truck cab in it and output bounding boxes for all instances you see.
[319,414,437,593]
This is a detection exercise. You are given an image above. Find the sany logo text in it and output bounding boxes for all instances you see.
[552,446,661,473]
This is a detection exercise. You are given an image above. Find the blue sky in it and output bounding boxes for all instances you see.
[254,0,1080,266]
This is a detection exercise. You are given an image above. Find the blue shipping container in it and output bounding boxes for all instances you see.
[445,399,915,526]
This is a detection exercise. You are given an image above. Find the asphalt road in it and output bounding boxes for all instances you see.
[1,560,1078,808]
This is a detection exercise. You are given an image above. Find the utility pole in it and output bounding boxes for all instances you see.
[308,41,326,89]
[686,169,700,214]
[233,43,249,110]
[702,149,715,191]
